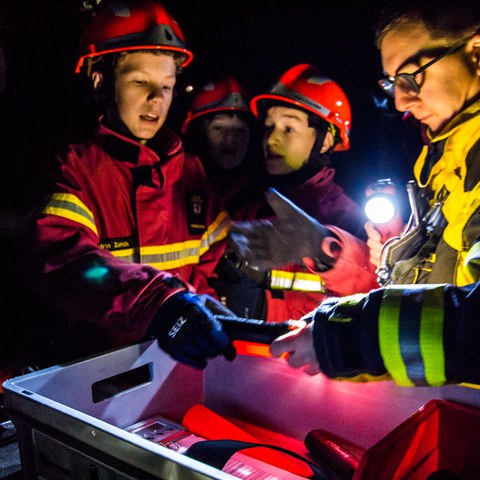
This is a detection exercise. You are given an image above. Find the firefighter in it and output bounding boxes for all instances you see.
[182,75,263,218]
[269,0,480,386]
[21,0,236,370]
[225,64,379,321]
[365,0,480,286]
[270,281,480,386]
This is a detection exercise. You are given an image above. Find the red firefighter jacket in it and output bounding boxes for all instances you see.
[230,166,379,321]
[23,119,230,357]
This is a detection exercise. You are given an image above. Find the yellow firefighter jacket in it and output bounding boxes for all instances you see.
[390,99,480,285]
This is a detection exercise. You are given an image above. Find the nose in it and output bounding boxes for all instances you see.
[265,128,279,149]
[147,85,166,102]
[394,88,418,113]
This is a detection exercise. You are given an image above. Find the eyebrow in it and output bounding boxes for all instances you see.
[267,113,304,123]
[388,45,452,76]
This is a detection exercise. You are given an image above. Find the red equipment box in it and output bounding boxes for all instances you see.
[355,399,480,479]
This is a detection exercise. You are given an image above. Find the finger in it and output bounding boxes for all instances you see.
[229,219,272,235]
[269,328,304,357]
[365,221,382,242]
[265,188,312,222]
[286,351,310,369]
[303,362,322,376]
[222,343,237,362]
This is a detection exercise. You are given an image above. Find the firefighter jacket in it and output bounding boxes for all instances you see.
[214,165,379,321]
[383,99,480,286]
[312,279,480,387]
[23,119,230,360]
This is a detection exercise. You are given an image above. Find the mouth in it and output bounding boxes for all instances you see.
[265,153,283,163]
[220,147,236,155]
[140,113,160,122]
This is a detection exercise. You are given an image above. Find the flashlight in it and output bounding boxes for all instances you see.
[216,315,306,345]
[364,178,404,243]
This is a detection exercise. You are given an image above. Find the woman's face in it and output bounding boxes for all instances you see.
[380,22,480,135]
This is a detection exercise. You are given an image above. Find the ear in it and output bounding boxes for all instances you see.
[469,34,480,73]
[320,130,335,154]
[91,71,104,91]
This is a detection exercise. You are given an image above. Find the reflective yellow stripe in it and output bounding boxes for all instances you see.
[378,287,414,386]
[379,284,446,386]
[109,249,137,261]
[270,270,325,292]
[43,193,98,236]
[111,210,230,269]
[420,286,446,386]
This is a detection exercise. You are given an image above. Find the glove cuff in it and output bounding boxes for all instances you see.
[312,290,386,378]
[304,236,342,272]
[147,291,199,339]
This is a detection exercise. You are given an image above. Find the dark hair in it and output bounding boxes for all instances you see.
[375,0,480,48]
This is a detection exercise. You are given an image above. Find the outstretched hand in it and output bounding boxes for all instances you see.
[270,323,321,375]
[229,188,335,270]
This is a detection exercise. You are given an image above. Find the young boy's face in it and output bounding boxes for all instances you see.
[262,105,316,175]
[204,113,250,170]
[113,51,177,141]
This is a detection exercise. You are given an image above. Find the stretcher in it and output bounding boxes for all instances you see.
[3,338,480,479]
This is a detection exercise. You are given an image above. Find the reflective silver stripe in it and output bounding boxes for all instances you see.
[110,211,230,269]
[43,193,98,236]
[270,270,325,292]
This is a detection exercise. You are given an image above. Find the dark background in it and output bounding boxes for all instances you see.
[1,0,424,213]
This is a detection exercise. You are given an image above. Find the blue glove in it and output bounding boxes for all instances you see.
[148,291,236,369]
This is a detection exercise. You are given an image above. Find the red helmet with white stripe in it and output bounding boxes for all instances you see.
[250,64,351,151]
[76,0,193,73]
[182,76,252,134]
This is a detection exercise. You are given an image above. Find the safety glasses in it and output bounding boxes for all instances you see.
[378,41,466,97]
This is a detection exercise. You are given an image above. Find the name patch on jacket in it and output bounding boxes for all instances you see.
[187,191,207,235]
[99,236,136,251]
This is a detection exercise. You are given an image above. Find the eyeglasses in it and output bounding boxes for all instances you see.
[378,41,466,97]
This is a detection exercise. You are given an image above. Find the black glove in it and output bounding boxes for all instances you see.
[312,291,386,378]
[229,188,339,270]
[148,291,236,369]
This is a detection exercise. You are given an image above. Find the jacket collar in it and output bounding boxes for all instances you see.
[428,98,480,142]
[95,116,183,168]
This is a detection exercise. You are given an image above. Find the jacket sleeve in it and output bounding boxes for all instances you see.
[24,182,190,349]
[312,282,480,386]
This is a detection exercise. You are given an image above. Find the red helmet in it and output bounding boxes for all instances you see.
[182,76,252,134]
[75,0,193,73]
[250,64,351,151]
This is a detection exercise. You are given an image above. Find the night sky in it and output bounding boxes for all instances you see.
[1,0,424,214]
